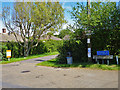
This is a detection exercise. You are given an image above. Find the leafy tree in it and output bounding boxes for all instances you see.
[2,2,65,56]
[70,2,120,55]
[59,29,73,39]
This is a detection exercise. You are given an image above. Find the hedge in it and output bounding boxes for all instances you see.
[2,40,63,60]
[57,38,119,64]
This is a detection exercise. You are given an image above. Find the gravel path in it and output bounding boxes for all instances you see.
[1,55,118,88]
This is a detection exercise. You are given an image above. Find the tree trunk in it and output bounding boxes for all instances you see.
[24,48,30,57]
[24,40,32,57]
[24,41,30,57]
[26,47,30,57]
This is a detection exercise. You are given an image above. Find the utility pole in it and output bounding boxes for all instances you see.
[87,0,92,62]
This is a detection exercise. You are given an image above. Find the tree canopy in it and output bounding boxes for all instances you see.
[2,2,66,56]
[70,2,120,55]
[58,29,73,39]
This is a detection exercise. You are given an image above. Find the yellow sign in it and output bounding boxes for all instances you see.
[6,50,11,58]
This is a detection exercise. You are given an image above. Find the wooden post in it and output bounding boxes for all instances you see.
[87,0,92,62]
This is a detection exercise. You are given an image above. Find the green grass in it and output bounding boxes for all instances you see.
[36,58,120,70]
[0,52,59,64]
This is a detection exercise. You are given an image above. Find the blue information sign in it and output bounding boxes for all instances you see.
[97,50,109,55]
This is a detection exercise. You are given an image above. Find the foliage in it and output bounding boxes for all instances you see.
[57,39,87,64]
[2,2,66,56]
[2,40,63,60]
[70,2,120,57]
[44,39,63,52]
[58,29,73,39]
[36,58,120,70]
[71,28,86,40]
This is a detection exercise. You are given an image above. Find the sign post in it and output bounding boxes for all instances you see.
[93,51,113,65]
[85,30,94,62]
[93,55,113,65]
[6,50,11,61]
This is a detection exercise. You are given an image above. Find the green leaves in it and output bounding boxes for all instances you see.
[59,29,73,39]
[70,2,120,56]
[2,2,65,56]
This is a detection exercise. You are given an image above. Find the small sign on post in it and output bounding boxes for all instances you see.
[6,50,11,61]
[116,56,119,65]
[88,48,91,58]
[87,38,90,43]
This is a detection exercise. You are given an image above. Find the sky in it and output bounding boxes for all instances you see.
[0,1,119,34]
[0,1,79,33]
[61,2,78,29]
[0,2,14,33]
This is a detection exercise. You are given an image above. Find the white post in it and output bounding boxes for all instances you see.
[97,58,99,64]
[116,56,119,65]
[95,57,99,64]
[8,58,10,61]
[97,60,99,64]
[95,57,97,62]
[107,60,109,65]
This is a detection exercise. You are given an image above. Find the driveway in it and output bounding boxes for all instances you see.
[1,55,118,88]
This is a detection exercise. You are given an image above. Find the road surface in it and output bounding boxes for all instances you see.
[1,55,118,88]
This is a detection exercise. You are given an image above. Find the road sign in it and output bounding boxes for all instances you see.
[88,48,91,57]
[6,50,11,58]
[87,38,90,43]
[97,50,109,56]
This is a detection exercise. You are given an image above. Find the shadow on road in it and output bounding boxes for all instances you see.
[35,60,46,62]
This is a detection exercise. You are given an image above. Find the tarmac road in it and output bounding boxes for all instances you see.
[1,55,118,88]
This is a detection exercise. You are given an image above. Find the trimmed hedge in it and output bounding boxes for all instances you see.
[2,40,63,60]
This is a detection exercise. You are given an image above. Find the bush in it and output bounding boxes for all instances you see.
[44,39,63,52]
[57,39,87,64]
[2,40,63,60]
[2,41,24,59]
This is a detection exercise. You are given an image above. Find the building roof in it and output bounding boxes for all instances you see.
[0,33,23,42]
[0,33,62,42]
[63,35,70,40]
[40,35,62,40]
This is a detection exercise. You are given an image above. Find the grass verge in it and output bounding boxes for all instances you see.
[36,58,120,70]
[0,52,59,64]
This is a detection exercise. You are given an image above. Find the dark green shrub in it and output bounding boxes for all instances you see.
[2,40,63,60]
[2,43,8,61]
[57,39,87,64]
[2,41,24,59]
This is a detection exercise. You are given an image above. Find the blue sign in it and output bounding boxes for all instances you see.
[97,51,109,55]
